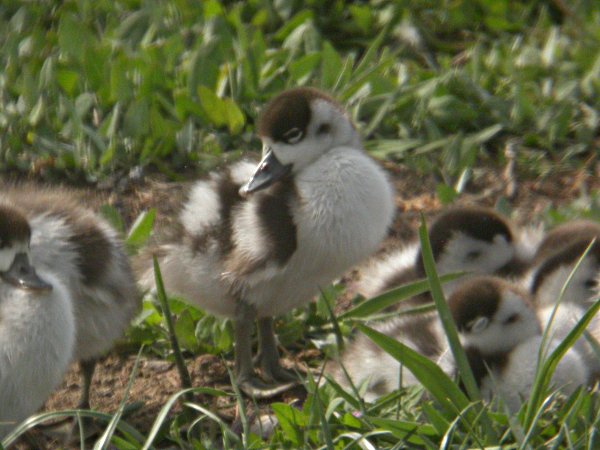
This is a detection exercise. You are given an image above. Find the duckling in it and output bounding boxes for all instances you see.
[1,187,140,409]
[327,209,532,401]
[537,301,600,381]
[141,87,395,397]
[359,206,533,303]
[0,204,75,438]
[534,219,600,263]
[449,276,587,411]
[323,311,450,402]
[530,238,600,308]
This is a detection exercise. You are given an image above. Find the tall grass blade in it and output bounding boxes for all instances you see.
[94,346,144,450]
[417,216,480,401]
[339,273,463,320]
[141,387,231,449]
[357,324,469,416]
[523,239,599,430]
[2,410,146,448]
[153,256,192,395]
[417,215,498,442]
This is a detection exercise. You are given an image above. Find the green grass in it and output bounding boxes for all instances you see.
[1,0,598,183]
[1,0,600,448]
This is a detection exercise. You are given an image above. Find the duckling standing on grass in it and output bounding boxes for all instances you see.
[1,187,140,409]
[0,204,75,438]
[141,87,395,397]
[449,276,587,412]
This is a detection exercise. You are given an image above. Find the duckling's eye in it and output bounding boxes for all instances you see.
[467,316,489,334]
[504,313,519,325]
[283,127,304,144]
[317,123,331,135]
[584,279,597,289]
[466,250,481,261]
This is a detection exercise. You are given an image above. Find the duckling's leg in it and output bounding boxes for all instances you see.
[78,358,96,409]
[256,318,300,383]
[234,301,295,398]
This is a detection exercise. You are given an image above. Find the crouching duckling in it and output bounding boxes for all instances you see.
[450,276,588,411]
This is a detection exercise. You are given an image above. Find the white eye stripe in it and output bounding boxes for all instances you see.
[283,127,303,144]
[468,316,489,334]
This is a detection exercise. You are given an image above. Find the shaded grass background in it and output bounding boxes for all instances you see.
[1,0,598,185]
[1,0,600,448]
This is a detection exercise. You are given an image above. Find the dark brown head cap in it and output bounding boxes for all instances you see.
[535,220,600,263]
[257,87,341,143]
[0,203,31,249]
[448,276,505,333]
[532,238,600,294]
[416,206,513,275]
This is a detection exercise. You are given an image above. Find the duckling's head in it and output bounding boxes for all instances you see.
[416,206,515,277]
[535,219,600,263]
[449,276,540,355]
[0,204,51,292]
[241,87,359,195]
[532,238,600,307]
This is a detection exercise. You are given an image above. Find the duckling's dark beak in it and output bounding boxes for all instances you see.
[1,252,52,292]
[239,149,292,196]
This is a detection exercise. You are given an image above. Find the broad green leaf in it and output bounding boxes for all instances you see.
[174,310,199,351]
[58,13,94,62]
[110,59,131,103]
[223,98,245,134]
[56,69,79,95]
[274,10,314,41]
[289,52,321,83]
[123,99,150,138]
[271,402,306,445]
[349,5,373,34]
[321,41,343,89]
[126,209,156,249]
[436,183,459,205]
[99,204,125,234]
[197,86,227,127]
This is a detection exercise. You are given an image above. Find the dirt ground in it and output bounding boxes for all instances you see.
[11,157,600,448]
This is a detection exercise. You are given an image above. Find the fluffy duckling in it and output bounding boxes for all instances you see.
[537,302,600,381]
[1,188,139,409]
[323,311,450,402]
[534,219,600,263]
[0,204,75,437]
[530,238,600,308]
[450,276,587,411]
[327,208,533,401]
[359,206,533,302]
[326,276,533,401]
[141,87,395,397]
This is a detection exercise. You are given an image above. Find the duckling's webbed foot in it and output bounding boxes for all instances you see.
[256,317,302,383]
[237,375,297,399]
